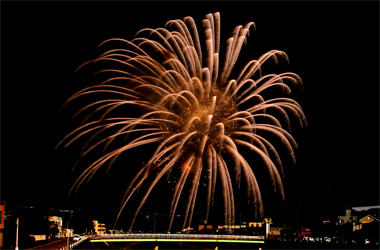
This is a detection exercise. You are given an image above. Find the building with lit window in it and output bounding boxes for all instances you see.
[353,215,380,231]
[92,220,106,234]
[63,228,74,237]
[46,216,63,237]
[337,209,357,225]
[360,215,379,224]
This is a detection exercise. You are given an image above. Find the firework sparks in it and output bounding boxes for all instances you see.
[58,12,306,231]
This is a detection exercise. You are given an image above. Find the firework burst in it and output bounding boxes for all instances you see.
[58,12,306,231]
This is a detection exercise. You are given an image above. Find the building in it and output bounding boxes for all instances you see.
[92,220,106,234]
[354,215,380,231]
[63,228,74,237]
[264,218,272,238]
[301,227,311,237]
[269,227,281,238]
[0,205,4,248]
[198,221,212,233]
[359,215,379,224]
[269,226,292,239]
[249,221,264,228]
[46,216,63,238]
[337,209,357,225]
[352,214,379,245]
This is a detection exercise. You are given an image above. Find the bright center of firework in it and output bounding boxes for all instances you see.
[194,96,216,119]
[173,90,238,151]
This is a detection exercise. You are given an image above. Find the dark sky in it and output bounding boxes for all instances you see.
[2,1,379,221]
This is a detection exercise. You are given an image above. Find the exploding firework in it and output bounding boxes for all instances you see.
[58,12,306,231]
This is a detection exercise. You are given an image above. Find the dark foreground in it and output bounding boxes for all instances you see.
[77,241,260,249]
[25,238,76,249]
[76,240,379,249]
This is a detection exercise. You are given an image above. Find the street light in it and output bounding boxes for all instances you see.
[15,218,19,250]
[67,220,69,250]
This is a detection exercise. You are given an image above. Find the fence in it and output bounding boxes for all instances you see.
[58,237,87,250]
[90,233,264,241]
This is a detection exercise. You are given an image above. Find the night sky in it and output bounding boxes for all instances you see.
[2,1,379,221]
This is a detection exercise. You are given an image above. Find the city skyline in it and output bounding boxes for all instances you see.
[2,1,379,223]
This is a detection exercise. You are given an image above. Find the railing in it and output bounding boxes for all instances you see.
[70,237,87,249]
[90,233,265,241]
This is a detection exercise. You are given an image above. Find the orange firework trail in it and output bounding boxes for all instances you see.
[58,12,306,231]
